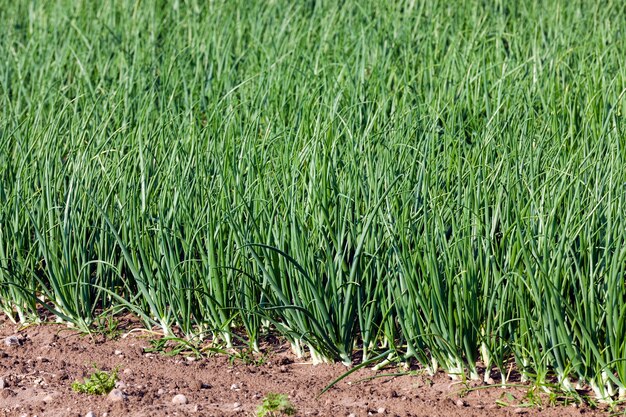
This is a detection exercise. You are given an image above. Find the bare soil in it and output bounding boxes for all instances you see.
[0,313,611,417]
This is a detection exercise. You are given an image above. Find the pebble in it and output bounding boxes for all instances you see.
[233,402,241,408]
[513,408,527,414]
[455,399,468,407]
[115,381,127,389]
[107,389,126,402]
[230,383,241,390]
[0,377,7,389]
[42,395,54,402]
[85,412,96,417]
[172,394,188,405]
[123,368,132,375]
[114,350,123,356]
[1,389,16,398]
[377,408,386,414]
[348,414,357,417]
[3,336,20,347]
[157,388,166,395]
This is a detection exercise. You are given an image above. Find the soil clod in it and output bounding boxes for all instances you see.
[107,388,126,402]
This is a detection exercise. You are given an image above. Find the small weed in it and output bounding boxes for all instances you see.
[489,383,584,410]
[71,365,118,395]
[92,315,122,340]
[144,336,205,358]
[143,337,269,366]
[228,346,267,366]
[256,393,296,417]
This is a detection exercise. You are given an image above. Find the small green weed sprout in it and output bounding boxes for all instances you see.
[256,393,296,417]
[94,315,122,340]
[71,365,118,395]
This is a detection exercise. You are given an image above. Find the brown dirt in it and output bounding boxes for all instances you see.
[0,314,612,417]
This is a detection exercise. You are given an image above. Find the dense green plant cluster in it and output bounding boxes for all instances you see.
[257,393,296,417]
[1,0,626,401]
[72,366,118,395]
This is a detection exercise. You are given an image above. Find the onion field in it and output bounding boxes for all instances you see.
[1,0,626,401]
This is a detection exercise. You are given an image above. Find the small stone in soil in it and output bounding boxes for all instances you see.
[85,412,96,417]
[233,402,241,408]
[230,383,240,390]
[172,394,188,405]
[0,377,7,389]
[107,389,126,402]
[1,389,16,398]
[43,395,54,402]
[455,399,468,407]
[3,336,20,347]
[377,407,386,414]
[513,408,528,414]
[114,350,123,356]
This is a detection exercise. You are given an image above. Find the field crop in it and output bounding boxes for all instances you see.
[1,0,626,401]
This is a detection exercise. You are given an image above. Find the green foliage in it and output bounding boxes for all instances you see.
[71,366,118,395]
[256,393,296,417]
[1,0,626,403]
[91,315,122,340]
[144,336,267,365]
[144,337,202,357]
[227,346,268,366]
